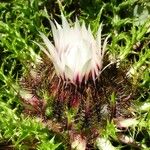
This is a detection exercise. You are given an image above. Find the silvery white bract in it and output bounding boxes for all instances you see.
[40,15,109,85]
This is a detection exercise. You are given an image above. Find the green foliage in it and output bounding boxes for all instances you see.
[0,0,60,149]
[0,101,60,149]
[37,137,60,150]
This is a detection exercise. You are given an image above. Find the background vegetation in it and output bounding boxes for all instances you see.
[0,0,150,149]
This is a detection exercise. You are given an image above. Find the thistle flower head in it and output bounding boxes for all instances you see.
[40,14,109,85]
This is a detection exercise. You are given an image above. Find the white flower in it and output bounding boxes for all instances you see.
[40,14,109,85]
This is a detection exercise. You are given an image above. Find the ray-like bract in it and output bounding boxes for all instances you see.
[40,14,109,84]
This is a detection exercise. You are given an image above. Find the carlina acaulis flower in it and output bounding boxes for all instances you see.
[39,14,109,85]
